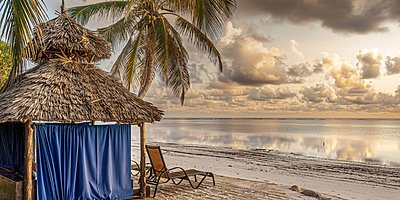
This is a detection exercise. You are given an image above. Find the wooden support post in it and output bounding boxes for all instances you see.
[24,120,34,200]
[139,123,146,199]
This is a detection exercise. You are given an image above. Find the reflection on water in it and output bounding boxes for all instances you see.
[132,119,400,165]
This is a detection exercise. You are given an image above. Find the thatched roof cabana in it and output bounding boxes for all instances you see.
[0,59,162,124]
[0,6,162,198]
[1,11,163,124]
[28,14,111,63]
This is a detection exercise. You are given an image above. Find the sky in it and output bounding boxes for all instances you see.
[44,0,400,118]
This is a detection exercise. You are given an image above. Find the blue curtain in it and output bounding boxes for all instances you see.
[36,124,133,200]
[0,123,25,174]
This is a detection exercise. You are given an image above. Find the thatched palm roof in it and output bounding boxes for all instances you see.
[28,14,111,63]
[0,59,163,124]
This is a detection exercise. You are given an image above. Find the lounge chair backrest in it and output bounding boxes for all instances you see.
[146,145,169,178]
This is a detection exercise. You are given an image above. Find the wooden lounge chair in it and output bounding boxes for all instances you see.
[145,145,215,197]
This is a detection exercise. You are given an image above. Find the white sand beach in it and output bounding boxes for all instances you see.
[132,142,400,200]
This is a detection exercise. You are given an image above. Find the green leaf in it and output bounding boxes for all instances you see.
[175,16,223,72]
[68,1,128,25]
[0,0,47,92]
[97,11,138,49]
[125,30,144,89]
[0,41,12,88]
[152,18,190,104]
[166,0,237,40]
[124,0,136,18]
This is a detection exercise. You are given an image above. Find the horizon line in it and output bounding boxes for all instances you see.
[163,117,400,120]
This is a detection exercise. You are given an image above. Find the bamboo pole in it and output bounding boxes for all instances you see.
[139,123,146,199]
[24,120,34,200]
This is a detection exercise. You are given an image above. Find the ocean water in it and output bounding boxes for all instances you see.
[132,118,400,166]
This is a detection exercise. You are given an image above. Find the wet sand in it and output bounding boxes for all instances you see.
[132,142,400,200]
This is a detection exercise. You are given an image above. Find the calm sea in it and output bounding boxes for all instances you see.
[132,118,400,166]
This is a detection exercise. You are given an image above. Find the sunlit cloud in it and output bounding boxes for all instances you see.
[385,56,400,75]
[290,40,306,61]
[357,49,383,79]
[218,23,287,86]
[301,84,338,103]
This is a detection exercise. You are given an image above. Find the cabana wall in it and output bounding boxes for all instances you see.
[35,123,133,199]
[0,123,26,200]
[0,123,25,174]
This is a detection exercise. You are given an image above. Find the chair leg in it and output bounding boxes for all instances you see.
[152,183,158,198]
[151,176,165,198]
[194,175,208,189]
[171,178,184,185]
[209,173,215,186]
[187,176,197,189]
[192,173,215,189]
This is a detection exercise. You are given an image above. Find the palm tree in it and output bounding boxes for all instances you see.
[0,41,12,88]
[0,0,47,91]
[69,0,236,104]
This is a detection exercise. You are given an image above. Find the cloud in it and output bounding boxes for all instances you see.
[237,0,399,34]
[247,87,296,101]
[220,22,274,44]
[313,54,336,73]
[357,49,383,79]
[219,23,287,86]
[286,63,313,83]
[290,40,305,61]
[301,84,338,103]
[330,63,370,90]
[300,82,400,107]
[187,63,214,84]
[346,91,400,105]
[385,56,400,75]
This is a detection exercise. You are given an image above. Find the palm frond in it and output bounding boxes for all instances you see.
[153,16,171,75]
[166,39,190,105]
[68,1,128,25]
[110,37,134,78]
[0,0,47,92]
[125,29,144,89]
[152,17,190,104]
[124,0,136,18]
[175,15,223,72]
[163,0,193,12]
[166,0,237,40]
[97,11,138,49]
[137,31,156,98]
[193,0,236,40]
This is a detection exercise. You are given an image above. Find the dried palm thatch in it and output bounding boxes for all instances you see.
[0,59,163,124]
[27,14,111,63]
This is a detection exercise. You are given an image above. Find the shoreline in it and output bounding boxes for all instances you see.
[132,142,400,200]
[161,118,400,120]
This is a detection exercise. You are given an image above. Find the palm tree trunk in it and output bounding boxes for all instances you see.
[137,59,155,99]
[137,66,154,98]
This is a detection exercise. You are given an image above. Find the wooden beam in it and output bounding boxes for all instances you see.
[139,123,146,199]
[23,120,34,200]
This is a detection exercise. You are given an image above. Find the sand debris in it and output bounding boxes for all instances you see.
[290,185,326,200]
